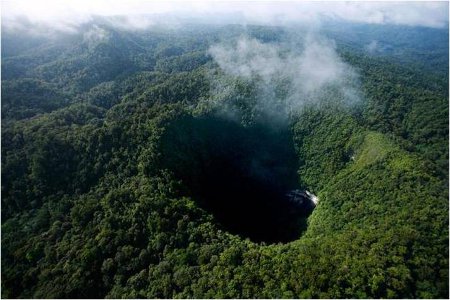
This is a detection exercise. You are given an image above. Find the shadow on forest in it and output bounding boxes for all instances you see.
[159,114,314,243]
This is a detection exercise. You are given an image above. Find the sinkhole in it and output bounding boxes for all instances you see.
[160,114,315,243]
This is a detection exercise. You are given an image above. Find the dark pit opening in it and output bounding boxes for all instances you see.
[160,114,314,243]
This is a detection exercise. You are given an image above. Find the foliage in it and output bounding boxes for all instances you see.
[1,23,448,298]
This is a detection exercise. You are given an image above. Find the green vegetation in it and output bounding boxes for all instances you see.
[1,23,448,298]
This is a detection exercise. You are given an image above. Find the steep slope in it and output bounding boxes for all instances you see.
[1,24,448,298]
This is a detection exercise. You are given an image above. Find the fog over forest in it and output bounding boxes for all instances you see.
[1,1,449,299]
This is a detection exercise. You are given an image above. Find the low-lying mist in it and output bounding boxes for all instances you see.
[2,12,367,243]
[207,33,362,124]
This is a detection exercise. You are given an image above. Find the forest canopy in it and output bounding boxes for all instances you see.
[1,12,449,299]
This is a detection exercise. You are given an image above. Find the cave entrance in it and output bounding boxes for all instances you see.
[160,114,314,243]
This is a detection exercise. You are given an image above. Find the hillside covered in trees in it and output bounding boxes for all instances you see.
[1,15,449,299]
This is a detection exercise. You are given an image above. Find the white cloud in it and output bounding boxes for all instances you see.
[327,1,449,28]
[365,40,379,53]
[83,24,110,47]
[209,34,361,120]
[2,1,449,30]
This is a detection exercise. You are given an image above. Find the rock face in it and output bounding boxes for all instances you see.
[286,189,319,207]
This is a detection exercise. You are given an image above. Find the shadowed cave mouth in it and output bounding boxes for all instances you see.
[160,114,315,243]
